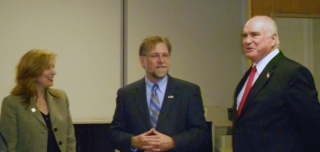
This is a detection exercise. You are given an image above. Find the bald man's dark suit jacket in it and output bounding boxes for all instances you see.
[108,75,209,152]
[232,51,320,152]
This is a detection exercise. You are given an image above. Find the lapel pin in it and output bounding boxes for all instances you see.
[168,95,174,98]
[266,72,270,78]
[31,108,36,112]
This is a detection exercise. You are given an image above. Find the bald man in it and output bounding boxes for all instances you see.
[232,16,320,152]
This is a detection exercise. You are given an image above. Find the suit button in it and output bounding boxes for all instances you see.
[54,128,58,132]
[59,141,62,145]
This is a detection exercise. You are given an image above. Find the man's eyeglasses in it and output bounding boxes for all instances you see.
[142,54,171,60]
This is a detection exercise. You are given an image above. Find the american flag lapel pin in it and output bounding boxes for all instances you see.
[168,95,174,98]
[266,72,270,78]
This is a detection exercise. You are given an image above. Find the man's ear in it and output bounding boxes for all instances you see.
[139,56,145,68]
[271,33,278,47]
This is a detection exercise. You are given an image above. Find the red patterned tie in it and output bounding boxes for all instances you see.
[238,66,257,116]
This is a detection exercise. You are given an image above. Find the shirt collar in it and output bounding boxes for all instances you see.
[253,49,279,74]
[145,75,168,94]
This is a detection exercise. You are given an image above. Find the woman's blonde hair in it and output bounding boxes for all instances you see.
[11,49,60,105]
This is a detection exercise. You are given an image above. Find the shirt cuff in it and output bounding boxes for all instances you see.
[131,147,138,152]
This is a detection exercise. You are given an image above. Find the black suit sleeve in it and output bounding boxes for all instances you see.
[108,89,133,152]
[284,66,320,151]
[171,85,209,151]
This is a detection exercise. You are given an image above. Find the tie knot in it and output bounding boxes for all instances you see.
[152,84,159,92]
[251,66,257,73]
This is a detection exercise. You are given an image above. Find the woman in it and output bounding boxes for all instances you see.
[0,49,76,152]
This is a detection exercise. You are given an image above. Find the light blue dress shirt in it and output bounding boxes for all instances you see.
[145,75,168,111]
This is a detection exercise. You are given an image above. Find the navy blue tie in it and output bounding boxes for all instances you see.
[150,84,160,127]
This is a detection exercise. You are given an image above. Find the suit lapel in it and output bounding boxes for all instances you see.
[27,97,46,127]
[134,78,153,128]
[47,91,57,123]
[235,69,251,98]
[240,52,284,115]
[156,76,176,129]
[233,69,251,120]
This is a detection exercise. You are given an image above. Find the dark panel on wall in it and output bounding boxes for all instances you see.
[74,124,115,152]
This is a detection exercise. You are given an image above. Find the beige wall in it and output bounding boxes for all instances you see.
[0,0,122,120]
[314,19,320,91]
[276,18,307,66]
[0,0,247,120]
